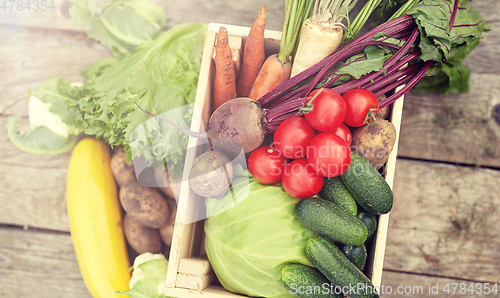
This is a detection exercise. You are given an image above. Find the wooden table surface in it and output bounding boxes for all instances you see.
[1,0,499,297]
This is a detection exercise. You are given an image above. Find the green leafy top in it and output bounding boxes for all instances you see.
[69,0,166,57]
[78,22,207,171]
[409,0,490,94]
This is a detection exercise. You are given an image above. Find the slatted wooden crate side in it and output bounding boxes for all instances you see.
[365,94,404,287]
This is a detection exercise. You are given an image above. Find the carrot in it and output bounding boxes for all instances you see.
[248,0,313,101]
[236,4,267,98]
[213,26,237,111]
[291,0,356,77]
[248,54,292,100]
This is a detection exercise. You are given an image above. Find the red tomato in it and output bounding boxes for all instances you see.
[331,123,352,146]
[282,158,324,198]
[248,146,288,184]
[304,88,346,132]
[342,88,379,127]
[306,132,352,177]
[274,116,316,159]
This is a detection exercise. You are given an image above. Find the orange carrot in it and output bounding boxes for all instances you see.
[248,54,292,100]
[236,4,266,98]
[213,27,237,111]
[247,0,313,101]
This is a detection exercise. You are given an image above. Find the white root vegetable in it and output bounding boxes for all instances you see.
[291,0,357,78]
[291,16,344,77]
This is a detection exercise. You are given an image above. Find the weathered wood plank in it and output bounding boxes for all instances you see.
[382,271,499,297]
[0,24,111,116]
[398,73,500,167]
[0,0,286,32]
[385,159,500,283]
[0,116,71,231]
[0,227,91,298]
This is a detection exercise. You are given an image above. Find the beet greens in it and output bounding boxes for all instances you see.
[259,0,489,132]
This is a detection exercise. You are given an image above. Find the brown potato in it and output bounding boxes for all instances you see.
[110,150,136,187]
[351,119,397,170]
[119,181,170,228]
[377,94,391,120]
[154,164,181,199]
[160,224,174,247]
[165,198,177,226]
[123,214,162,254]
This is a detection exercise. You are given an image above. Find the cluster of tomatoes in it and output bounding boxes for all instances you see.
[248,88,379,198]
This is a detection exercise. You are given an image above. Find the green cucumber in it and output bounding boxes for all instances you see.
[295,197,367,245]
[357,209,378,242]
[337,243,367,271]
[340,153,393,215]
[320,177,357,215]
[305,236,380,298]
[280,263,342,298]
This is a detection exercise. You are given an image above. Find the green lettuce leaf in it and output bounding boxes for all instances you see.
[205,177,316,298]
[69,0,166,56]
[78,22,207,173]
[80,56,121,79]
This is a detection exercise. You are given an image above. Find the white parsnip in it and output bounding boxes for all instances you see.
[291,15,344,77]
[291,0,357,78]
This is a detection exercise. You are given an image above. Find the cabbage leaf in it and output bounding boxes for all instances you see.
[205,177,316,297]
[69,0,166,57]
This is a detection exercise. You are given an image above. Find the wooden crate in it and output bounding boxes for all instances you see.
[164,23,404,297]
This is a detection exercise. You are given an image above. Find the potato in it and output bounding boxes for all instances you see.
[160,224,174,247]
[351,119,396,170]
[119,181,170,228]
[123,214,162,254]
[377,94,391,120]
[189,149,233,198]
[165,198,177,226]
[110,150,136,187]
[154,164,181,199]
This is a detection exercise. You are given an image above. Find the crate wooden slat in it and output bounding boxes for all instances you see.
[165,23,404,297]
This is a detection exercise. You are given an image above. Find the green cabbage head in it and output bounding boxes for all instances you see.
[205,176,316,297]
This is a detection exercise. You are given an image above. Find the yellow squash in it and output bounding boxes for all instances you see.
[67,138,131,297]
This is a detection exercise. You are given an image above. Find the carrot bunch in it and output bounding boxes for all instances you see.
[213,0,313,107]
[213,5,267,110]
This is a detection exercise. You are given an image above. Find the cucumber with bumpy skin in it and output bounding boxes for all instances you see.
[305,236,380,298]
[280,263,342,298]
[340,153,393,215]
[295,197,367,245]
[320,176,357,215]
[357,209,378,242]
[337,243,367,271]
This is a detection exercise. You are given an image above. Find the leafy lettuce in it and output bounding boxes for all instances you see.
[78,21,207,173]
[205,176,316,297]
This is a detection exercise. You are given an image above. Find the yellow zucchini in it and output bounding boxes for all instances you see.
[67,138,131,297]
